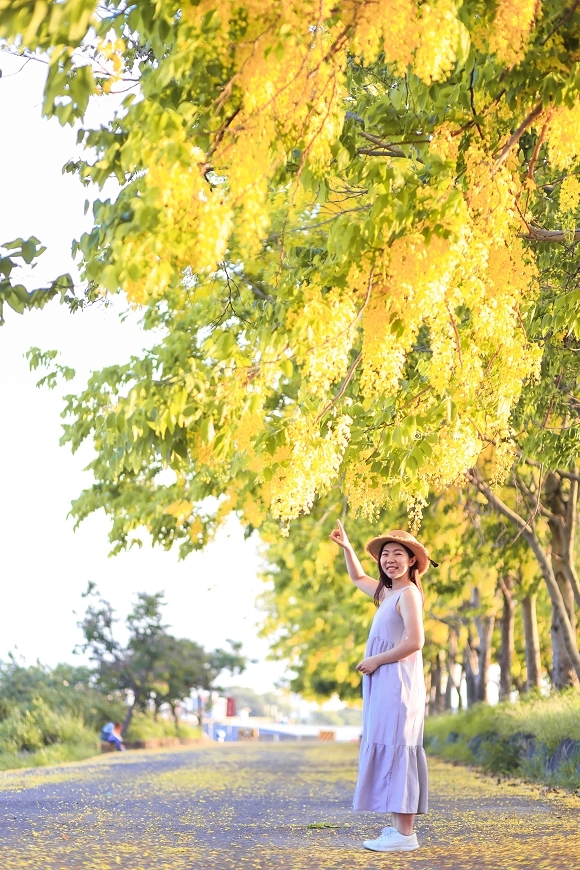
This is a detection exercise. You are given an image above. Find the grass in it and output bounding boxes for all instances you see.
[123,712,201,741]
[424,689,580,788]
[0,740,99,771]
[0,703,201,772]
[0,698,100,771]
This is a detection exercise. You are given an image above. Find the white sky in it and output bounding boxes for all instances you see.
[0,52,287,694]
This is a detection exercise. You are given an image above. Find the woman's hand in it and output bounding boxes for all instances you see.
[329,519,352,551]
[356,655,381,675]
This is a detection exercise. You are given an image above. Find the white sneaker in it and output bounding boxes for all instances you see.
[363,826,419,852]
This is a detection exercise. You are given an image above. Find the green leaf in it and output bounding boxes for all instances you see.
[306,822,342,829]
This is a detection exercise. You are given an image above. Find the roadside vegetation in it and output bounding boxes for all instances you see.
[0,588,243,772]
[123,713,200,742]
[425,691,580,789]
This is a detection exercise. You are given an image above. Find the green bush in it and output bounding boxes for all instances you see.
[0,659,126,730]
[0,740,99,772]
[0,698,99,771]
[0,699,96,754]
[424,690,580,787]
[124,712,201,741]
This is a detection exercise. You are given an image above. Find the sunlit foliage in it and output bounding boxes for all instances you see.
[5,2,580,544]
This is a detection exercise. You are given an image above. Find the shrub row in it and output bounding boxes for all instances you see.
[0,701,201,772]
[424,690,580,789]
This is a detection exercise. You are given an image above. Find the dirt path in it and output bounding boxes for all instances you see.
[0,742,578,869]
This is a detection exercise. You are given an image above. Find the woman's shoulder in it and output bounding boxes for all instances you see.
[398,584,423,606]
[400,583,421,596]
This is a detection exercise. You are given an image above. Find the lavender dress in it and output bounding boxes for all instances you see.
[353,586,428,814]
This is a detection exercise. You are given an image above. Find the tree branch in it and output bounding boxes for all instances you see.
[492,102,545,173]
[521,224,580,243]
[357,131,405,157]
[315,265,375,422]
[552,553,580,609]
[561,475,580,608]
[316,351,362,422]
[527,112,552,179]
[466,467,580,676]
[358,148,407,157]
[541,0,580,45]
[266,206,369,239]
[497,575,513,601]
[445,300,463,369]
[357,130,428,160]
[244,278,274,303]
[558,469,580,483]
[512,469,560,527]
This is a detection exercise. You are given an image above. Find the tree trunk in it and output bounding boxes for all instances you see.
[434,650,445,714]
[463,636,478,707]
[544,472,579,688]
[424,666,432,715]
[522,592,542,691]
[475,614,495,702]
[498,575,515,700]
[121,698,137,737]
[467,469,580,680]
[445,628,459,710]
[429,657,444,715]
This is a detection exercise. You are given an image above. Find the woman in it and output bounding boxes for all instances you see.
[329,520,430,853]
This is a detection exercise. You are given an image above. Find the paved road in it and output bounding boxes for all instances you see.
[0,742,578,869]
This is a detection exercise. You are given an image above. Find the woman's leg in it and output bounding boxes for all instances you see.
[393,813,415,835]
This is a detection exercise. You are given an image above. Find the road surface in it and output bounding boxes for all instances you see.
[0,742,578,869]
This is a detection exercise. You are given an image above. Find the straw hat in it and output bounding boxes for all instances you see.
[365,530,433,576]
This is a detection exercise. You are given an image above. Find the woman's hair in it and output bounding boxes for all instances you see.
[373,543,424,607]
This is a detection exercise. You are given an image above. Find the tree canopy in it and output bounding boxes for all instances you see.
[77,584,246,730]
[5,2,580,702]
[7,0,580,540]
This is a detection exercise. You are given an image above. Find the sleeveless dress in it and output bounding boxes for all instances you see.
[353,586,428,814]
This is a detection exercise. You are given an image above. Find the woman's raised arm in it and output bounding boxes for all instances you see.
[329,520,379,598]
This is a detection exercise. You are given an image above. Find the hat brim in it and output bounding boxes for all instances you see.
[365,533,430,575]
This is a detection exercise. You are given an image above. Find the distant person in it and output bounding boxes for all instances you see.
[101,721,126,751]
[330,521,433,853]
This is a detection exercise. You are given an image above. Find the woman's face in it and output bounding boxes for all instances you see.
[380,542,416,581]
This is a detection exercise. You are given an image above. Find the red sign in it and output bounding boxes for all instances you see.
[226,697,236,717]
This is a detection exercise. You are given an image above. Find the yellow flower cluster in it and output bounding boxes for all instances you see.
[350,0,418,70]
[163,499,193,524]
[490,437,518,488]
[95,36,126,91]
[488,0,538,66]
[422,419,481,491]
[288,285,358,396]
[560,174,580,214]
[413,0,464,85]
[269,413,352,522]
[349,0,464,84]
[125,139,233,303]
[360,230,468,397]
[558,174,580,243]
[240,492,268,529]
[341,134,541,517]
[120,1,472,305]
[344,458,390,521]
[429,123,460,165]
[546,101,580,168]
